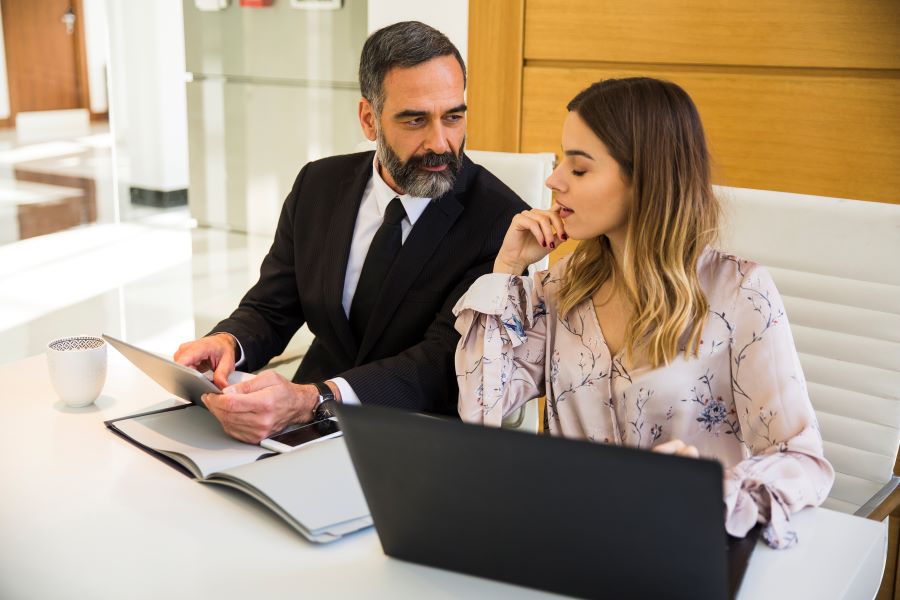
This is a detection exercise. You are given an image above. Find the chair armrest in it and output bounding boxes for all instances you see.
[854,476,900,521]
[502,398,543,432]
[501,406,526,429]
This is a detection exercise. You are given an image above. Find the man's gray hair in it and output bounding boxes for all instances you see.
[359,21,466,117]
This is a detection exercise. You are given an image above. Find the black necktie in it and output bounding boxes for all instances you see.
[350,197,406,342]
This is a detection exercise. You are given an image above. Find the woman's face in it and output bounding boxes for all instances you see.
[546,111,631,243]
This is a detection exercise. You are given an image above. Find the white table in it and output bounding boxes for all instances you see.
[0,352,887,599]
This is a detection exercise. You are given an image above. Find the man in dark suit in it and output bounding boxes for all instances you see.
[174,21,527,443]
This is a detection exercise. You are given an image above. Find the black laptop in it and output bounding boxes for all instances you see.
[336,404,759,600]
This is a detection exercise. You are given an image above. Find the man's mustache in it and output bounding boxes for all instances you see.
[407,151,458,170]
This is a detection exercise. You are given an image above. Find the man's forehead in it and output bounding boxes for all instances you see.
[381,56,465,113]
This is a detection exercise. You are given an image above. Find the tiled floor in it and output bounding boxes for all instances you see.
[0,214,313,368]
[0,125,117,243]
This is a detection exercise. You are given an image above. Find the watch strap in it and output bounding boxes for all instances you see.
[312,381,335,404]
[312,382,337,420]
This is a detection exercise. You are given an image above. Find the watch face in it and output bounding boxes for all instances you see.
[315,399,338,420]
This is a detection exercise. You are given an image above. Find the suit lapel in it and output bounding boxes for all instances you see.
[356,159,472,361]
[322,153,372,360]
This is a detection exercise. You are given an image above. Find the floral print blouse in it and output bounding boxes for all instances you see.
[453,247,834,549]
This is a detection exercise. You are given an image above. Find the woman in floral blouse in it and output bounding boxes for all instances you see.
[453,77,833,548]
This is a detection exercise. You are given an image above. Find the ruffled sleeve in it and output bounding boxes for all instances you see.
[722,263,835,548]
[453,272,549,427]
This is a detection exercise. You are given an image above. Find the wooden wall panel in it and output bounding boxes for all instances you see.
[525,0,900,70]
[466,0,525,152]
[521,66,900,204]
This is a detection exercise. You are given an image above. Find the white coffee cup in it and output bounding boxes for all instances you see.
[46,336,108,407]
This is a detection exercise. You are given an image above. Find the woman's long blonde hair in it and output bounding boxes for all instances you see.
[557,78,720,368]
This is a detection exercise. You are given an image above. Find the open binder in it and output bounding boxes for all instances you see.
[106,404,371,543]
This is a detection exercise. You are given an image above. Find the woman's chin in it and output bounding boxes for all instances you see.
[559,226,587,241]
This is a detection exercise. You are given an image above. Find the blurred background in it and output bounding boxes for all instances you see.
[0,0,468,365]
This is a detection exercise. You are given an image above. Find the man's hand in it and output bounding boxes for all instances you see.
[652,439,700,458]
[174,333,237,389]
[201,370,319,444]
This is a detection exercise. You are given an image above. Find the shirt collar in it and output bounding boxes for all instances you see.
[371,154,431,226]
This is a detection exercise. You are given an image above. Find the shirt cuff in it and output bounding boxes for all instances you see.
[210,331,245,367]
[452,273,532,317]
[331,377,360,405]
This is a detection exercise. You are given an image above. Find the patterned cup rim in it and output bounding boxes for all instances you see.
[47,336,106,352]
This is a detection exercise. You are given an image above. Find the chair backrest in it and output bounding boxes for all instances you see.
[355,140,556,266]
[466,150,555,433]
[716,186,900,514]
[352,142,556,268]
[466,149,555,273]
[350,143,553,433]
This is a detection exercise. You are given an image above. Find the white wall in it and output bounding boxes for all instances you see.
[83,0,109,114]
[0,0,468,138]
[0,6,10,119]
[107,0,188,192]
[367,0,469,66]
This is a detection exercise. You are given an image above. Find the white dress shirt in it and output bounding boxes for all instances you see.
[232,155,432,406]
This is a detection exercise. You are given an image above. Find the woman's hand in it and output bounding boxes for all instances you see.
[652,439,700,458]
[493,207,567,274]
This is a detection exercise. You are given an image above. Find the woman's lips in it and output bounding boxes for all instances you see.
[558,202,574,218]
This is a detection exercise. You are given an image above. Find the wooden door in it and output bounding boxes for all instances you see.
[1,0,89,115]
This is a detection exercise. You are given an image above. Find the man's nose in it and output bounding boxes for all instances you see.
[424,122,450,155]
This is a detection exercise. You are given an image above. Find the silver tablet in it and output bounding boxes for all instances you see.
[102,334,220,406]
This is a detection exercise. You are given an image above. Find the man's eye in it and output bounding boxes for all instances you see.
[405,118,424,126]
[444,114,464,123]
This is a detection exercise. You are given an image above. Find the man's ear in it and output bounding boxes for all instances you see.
[358,98,377,141]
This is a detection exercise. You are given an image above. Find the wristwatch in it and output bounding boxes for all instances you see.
[312,382,337,420]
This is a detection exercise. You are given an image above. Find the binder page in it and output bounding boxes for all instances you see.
[207,437,371,534]
[115,405,272,478]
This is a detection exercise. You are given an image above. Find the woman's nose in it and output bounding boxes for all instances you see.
[545,164,565,193]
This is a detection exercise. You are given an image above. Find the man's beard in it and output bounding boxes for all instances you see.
[376,129,464,199]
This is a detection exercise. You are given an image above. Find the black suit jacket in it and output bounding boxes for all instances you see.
[213,151,528,415]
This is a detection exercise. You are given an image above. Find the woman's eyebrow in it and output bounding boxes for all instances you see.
[564,149,594,160]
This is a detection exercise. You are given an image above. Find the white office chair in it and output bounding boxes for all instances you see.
[465,149,555,274]
[466,149,555,433]
[716,186,900,522]
[352,142,555,433]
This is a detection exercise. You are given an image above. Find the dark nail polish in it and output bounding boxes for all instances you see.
[542,241,547,247]
[550,242,555,249]
[562,234,568,240]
